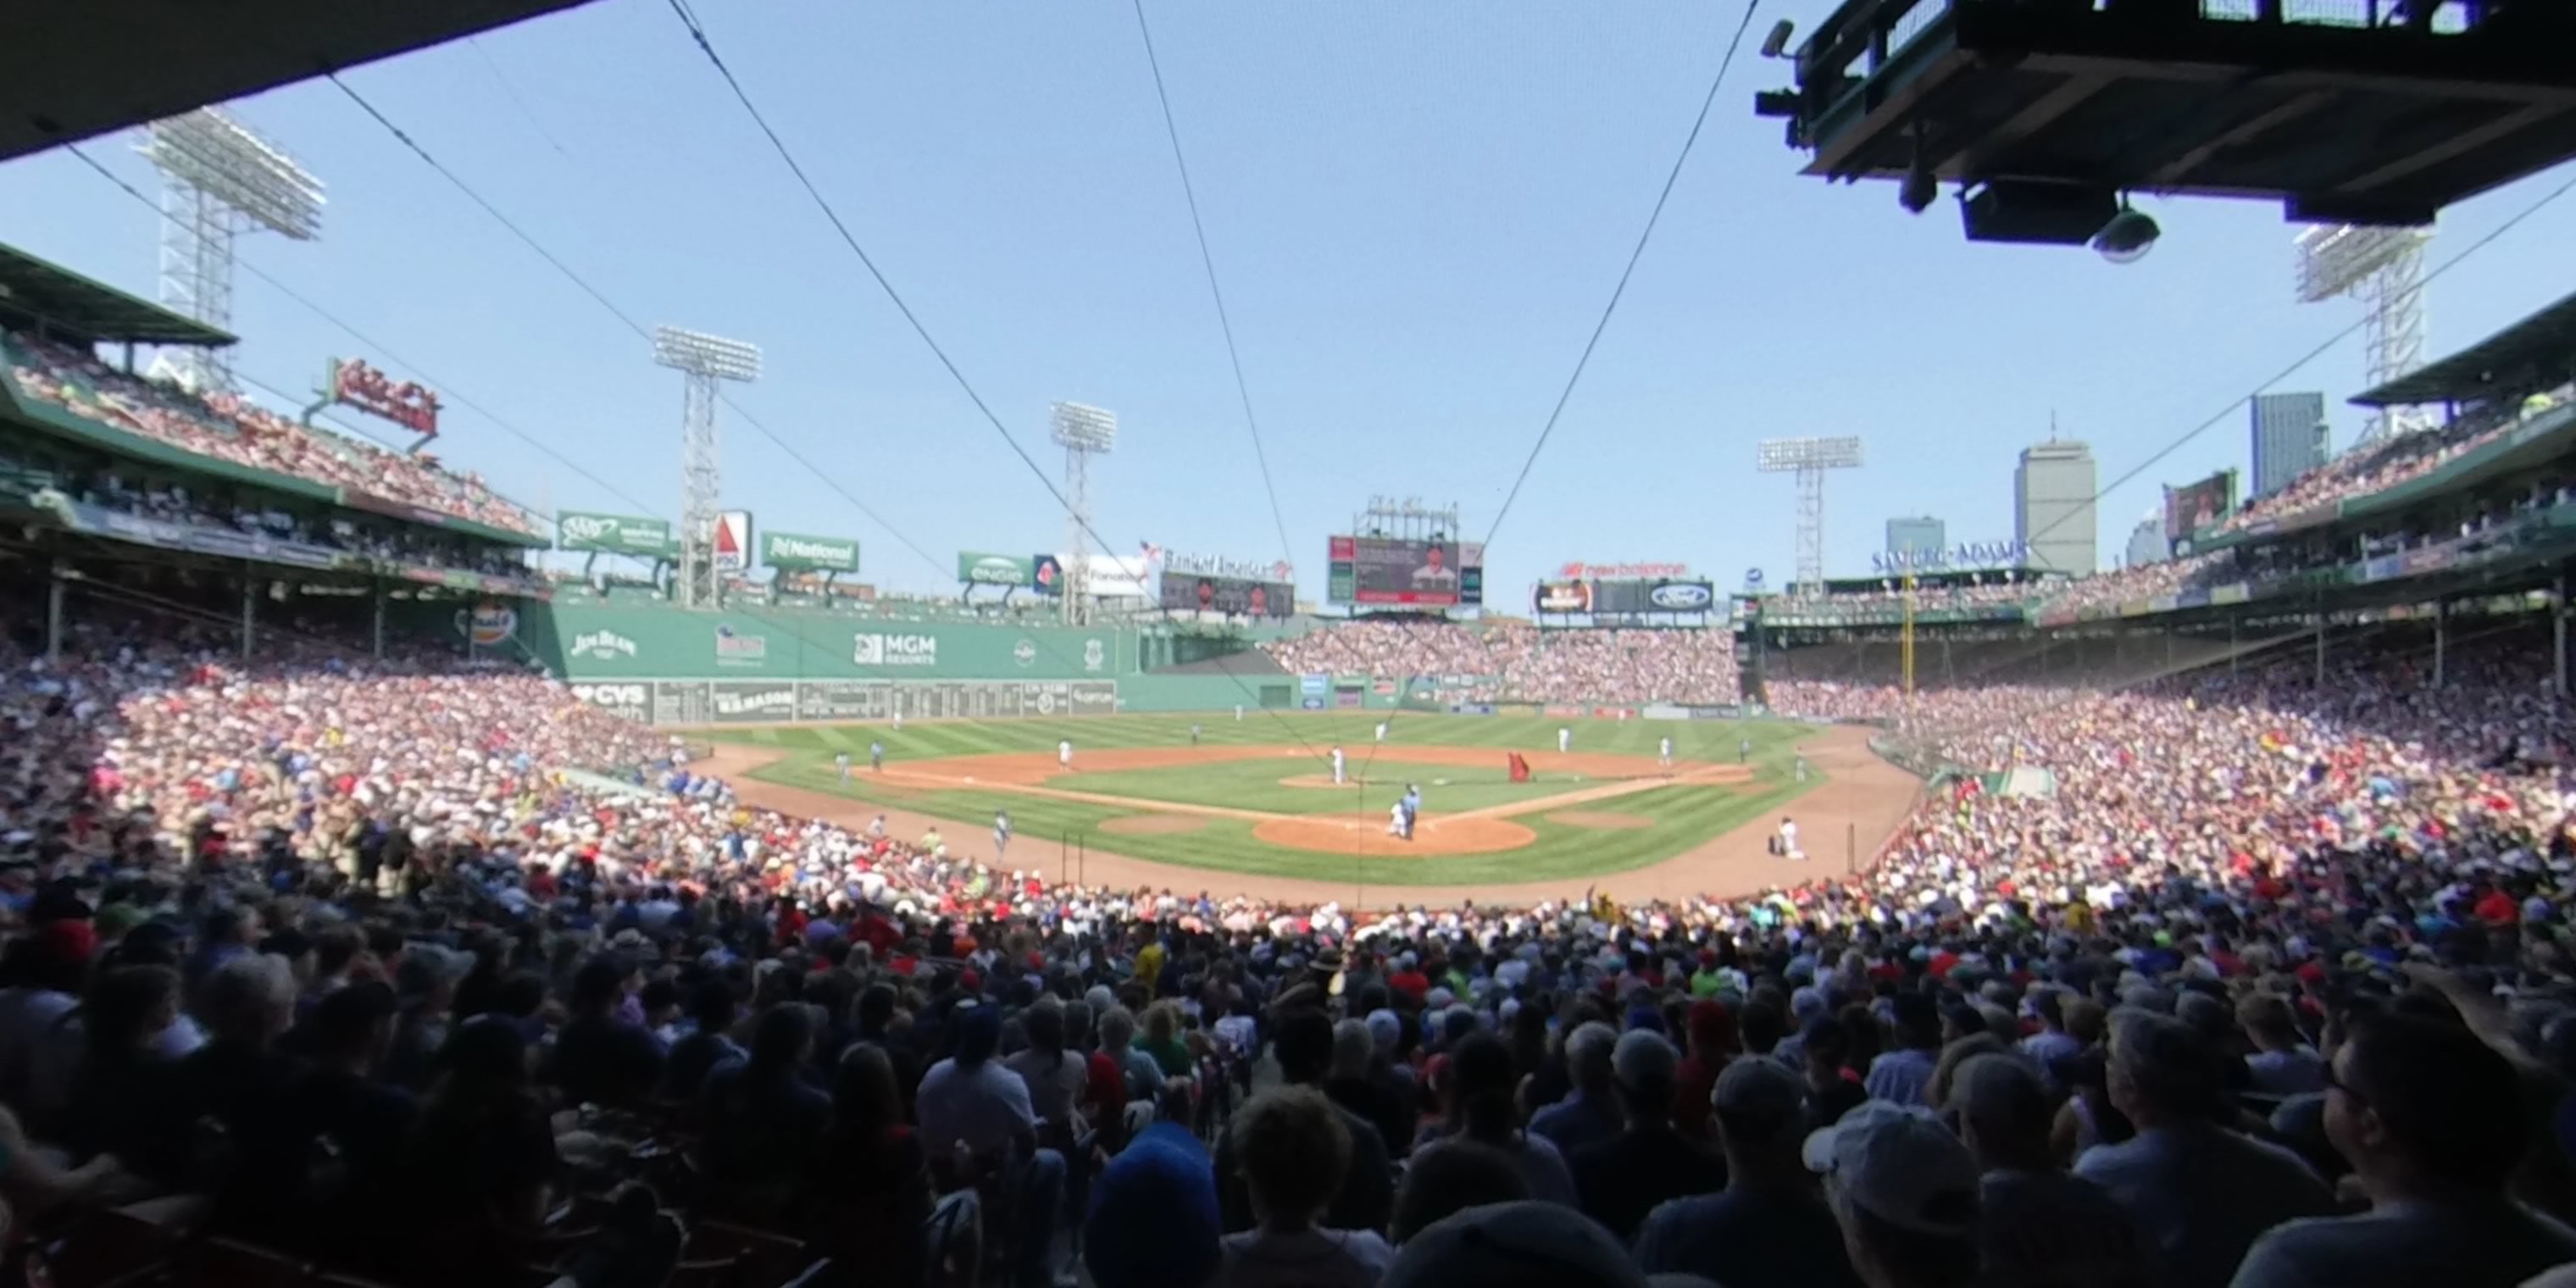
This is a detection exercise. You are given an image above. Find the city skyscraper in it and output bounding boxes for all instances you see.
[2251,391,2330,497]
[1885,515,1945,561]
[2124,513,2167,569]
[2016,436,2097,575]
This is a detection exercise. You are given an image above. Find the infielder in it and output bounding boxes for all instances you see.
[1795,754,1808,783]
[1058,738,1073,769]
[1387,799,1408,839]
[1779,815,1801,860]
[994,809,1012,862]
[835,751,851,782]
[1331,745,1346,786]
[869,741,884,773]
[1659,736,1674,768]
[1557,726,1571,753]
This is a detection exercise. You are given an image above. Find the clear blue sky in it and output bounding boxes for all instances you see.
[2,0,2570,601]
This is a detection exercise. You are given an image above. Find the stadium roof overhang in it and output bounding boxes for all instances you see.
[2351,287,2576,407]
[0,242,235,347]
[1763,1,2576,235]
[0,0,602,163]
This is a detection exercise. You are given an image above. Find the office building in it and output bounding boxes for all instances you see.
[2124,514,2167,569]
[2015,438,2097,575]
[2251,392,2329,497]
[1885,516,1945,561]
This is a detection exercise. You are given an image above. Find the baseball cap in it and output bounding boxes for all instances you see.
[1382,1201,1646,1288]
[1612,1030,1677,1091]
[1801,1102,1980,1238]
[1712,1056,1807,1123]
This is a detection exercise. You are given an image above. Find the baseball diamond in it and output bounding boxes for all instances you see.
[695,712,1919,905]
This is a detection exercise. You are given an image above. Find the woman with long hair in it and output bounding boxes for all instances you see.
[810,1044,943,1288]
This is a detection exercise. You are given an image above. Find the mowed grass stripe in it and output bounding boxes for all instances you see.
[724,713,1829,886]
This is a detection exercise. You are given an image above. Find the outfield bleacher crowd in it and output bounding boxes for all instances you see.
[3,330,542,536]
[1262,621,1740,706]
[0,589,2571,1288]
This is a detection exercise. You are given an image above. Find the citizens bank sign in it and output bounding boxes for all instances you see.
[852,632,938,666]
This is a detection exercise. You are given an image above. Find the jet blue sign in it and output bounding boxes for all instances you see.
[1872,541,2029,573]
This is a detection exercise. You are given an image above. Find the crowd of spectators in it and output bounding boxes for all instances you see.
[3,596,2576,1288]
[4,330,542,536]
[1263,621,1739,705]
[39,466,542,586]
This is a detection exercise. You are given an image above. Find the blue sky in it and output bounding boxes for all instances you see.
[2,0,2570,602]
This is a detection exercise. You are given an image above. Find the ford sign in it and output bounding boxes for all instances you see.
[1648,581,1714,610]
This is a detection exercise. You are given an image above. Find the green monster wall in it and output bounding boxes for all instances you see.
[430,599,1347,726]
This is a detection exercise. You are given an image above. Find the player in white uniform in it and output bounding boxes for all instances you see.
[1659,736,1674,768]
[1374,721,1388,743]
[1779,816,1801,860]
[835,751,851,782]
[1557,726,1571,753]
[1058,738,1073,769]
[1331,746,1346,786]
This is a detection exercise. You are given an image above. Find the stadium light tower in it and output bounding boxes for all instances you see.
[654,326,762,610]
[1051,401,1117,625]
[2296,224,2433,446]
[1757,436,1863,594]
[138,108,325,392]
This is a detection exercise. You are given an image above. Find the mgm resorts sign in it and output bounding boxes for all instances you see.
[1872,540,2029,574]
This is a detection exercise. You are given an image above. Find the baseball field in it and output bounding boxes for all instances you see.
[696,713,1925,905]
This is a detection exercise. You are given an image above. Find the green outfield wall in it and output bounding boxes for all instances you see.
[516,602,1141,682]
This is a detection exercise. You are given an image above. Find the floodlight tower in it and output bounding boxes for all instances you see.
[138,108,325,391]
[1757,436,1863,594]
[2296,224,2433,446]
[653,326,762,610]
[1051,401,1118,625]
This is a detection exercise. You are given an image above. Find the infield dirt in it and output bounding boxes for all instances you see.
[695,724,1922,908]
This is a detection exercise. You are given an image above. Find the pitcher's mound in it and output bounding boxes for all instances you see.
[1548,810,1654,830]
[1252,814,1535,856]
[1100,814,1207,836]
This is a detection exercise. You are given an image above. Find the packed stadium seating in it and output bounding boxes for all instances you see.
[1261,620,1740,705]
[4,550,2572,1288]
[3,329,542,536]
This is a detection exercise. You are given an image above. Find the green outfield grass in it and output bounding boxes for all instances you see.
[706,712,1824,885]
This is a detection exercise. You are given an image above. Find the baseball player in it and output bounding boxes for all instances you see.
[869,741,884,773]
[1191,723,1202,746]
[994,809,1013,862]
[835,750,851,782]
[1235,703,1244,722]
[1739,737,1751,764]
[1557,726,1571,753]
[1388,799,1407,838]
[1058,738,1073,769]
[1659,736,1674,768]
[1331,745,1346,786]
[1374,720,1388,744]
[891,710,903,733]
[1402,784,1422,840]
[1779,815,1801,860]
[1795,753,1808,783]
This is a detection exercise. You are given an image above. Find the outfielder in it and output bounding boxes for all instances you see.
[1058,738,1074,769]
[1659,736,1674,768]
[1331,745,1346,786]
[1374,720,1388,744]
[1190,723,1202,746]
[835,751,851,782]
[1557,726,1571,753]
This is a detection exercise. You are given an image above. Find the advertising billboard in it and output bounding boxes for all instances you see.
[1158,571,1293,618]
[761,531,859,574]
[1327,536,1485,607]
[558,512,673,558]
[2164,470,2238,544]
[1031,554,1065,596]
[1585,579,1718,614]
[1534,580,1591,613]
[713,511,753,572]
[958,552,1035,586]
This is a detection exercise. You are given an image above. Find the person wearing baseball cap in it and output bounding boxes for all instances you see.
[1571,1030,1724,1243]
[1638,1058,1861,1288]
[1802,1099,1983,1288]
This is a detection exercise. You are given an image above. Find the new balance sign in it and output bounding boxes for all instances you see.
[853,632,938,666]
[1649,582,1714,610]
